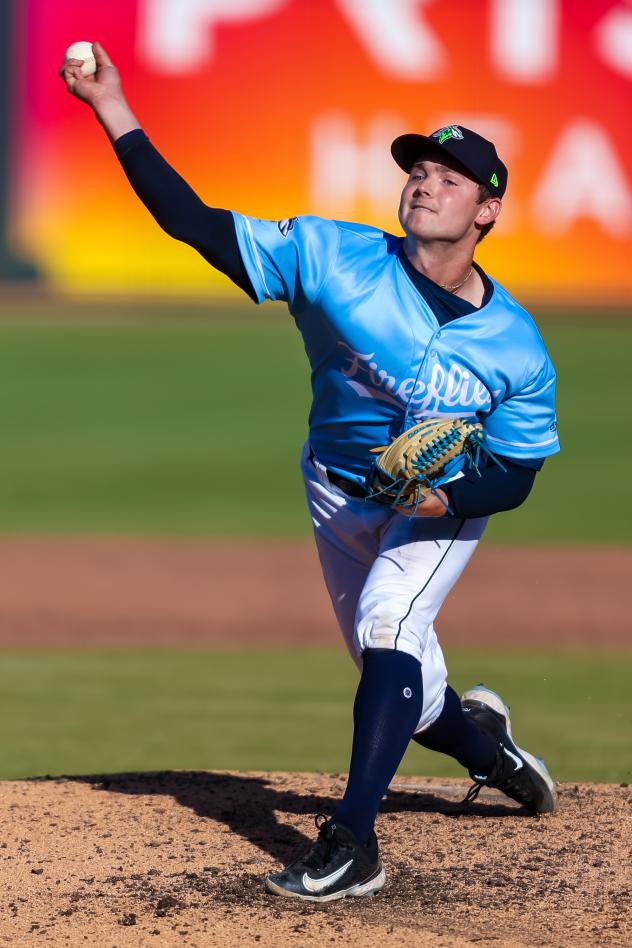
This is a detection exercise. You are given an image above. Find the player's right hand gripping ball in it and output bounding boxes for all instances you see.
[366,418,485,511]
[64,41,96,76]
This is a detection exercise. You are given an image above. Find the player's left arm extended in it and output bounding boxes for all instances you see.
[421,339,558,520]
[395,454,540,519]
[441,455,540,518]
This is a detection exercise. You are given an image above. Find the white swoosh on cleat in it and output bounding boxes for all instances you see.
[503,747,524,771]
[302,859,354,893]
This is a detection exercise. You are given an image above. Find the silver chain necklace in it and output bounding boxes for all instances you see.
[439,266,473,293]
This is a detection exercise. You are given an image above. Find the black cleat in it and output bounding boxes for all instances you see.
[461,685,557,814]
[265,814,386,902]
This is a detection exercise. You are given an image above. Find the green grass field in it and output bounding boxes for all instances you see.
[0,312,629,541]
[1,647,629,784]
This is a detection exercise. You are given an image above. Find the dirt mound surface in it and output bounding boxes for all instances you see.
[0,538,629,647]
[1,770,629,947]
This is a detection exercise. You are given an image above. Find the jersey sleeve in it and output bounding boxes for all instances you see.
[230,213,340,307]
[483,359,560,461]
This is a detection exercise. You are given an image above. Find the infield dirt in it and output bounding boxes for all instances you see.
[0,771,630,947]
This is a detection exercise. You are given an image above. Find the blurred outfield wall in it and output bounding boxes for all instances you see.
[4,0,632,302]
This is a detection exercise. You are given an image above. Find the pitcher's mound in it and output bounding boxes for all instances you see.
[2,771,629,947]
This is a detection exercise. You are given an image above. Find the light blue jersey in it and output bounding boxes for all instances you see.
[232,214,560,481]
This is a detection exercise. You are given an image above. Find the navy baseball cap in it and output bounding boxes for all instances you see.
[391,125,508,198]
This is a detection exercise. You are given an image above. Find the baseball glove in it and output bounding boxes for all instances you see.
[366,418,494,513]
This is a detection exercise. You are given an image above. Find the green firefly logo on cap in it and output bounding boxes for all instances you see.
[433,125,464,145]
[490,172,499,188]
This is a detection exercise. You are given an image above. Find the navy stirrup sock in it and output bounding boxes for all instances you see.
[413,684,497,773]
[333,649,423,845]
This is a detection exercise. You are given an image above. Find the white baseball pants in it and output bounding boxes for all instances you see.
[302,445,488,732]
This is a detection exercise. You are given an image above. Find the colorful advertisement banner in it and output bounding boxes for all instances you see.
[10,0,632,301]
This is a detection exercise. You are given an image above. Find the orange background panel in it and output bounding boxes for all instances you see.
[13,0,632,301]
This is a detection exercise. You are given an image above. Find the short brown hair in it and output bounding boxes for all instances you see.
[476,184,495,243]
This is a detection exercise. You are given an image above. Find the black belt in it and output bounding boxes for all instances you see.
[308,447,368,499]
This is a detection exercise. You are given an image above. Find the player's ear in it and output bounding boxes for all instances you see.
[475,198,502,227]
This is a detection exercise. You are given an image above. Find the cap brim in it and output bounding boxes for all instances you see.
[390,133,478,183]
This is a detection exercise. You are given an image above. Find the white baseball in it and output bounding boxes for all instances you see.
[64,41,96,77]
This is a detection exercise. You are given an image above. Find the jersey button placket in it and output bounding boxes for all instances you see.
[403,329,441,430]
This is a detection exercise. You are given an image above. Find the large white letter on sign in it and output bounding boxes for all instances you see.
[490,0,559,82]
[335,0,445,80]
[310,113,405,215]
[595,1,632,79]
[138,0,288,73]
[531,120,632,237]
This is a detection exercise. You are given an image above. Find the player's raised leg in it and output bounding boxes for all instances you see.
[411,679,557,813]
[458,685,557,812]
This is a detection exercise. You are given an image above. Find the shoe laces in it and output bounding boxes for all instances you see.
[461,745,536,808]
[301,814,343,871]
[461,782,484,805]
[460,744,502,806]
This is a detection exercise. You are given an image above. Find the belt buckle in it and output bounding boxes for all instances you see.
[330,472,366,499]
[309,446,366,499]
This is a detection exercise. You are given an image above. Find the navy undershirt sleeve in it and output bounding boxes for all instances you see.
[113,129,256,301]
[443,454,540,518]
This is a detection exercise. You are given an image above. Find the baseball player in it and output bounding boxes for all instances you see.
[61,43,560,903]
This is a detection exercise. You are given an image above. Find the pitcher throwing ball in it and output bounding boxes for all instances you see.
[60,43,560,903]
